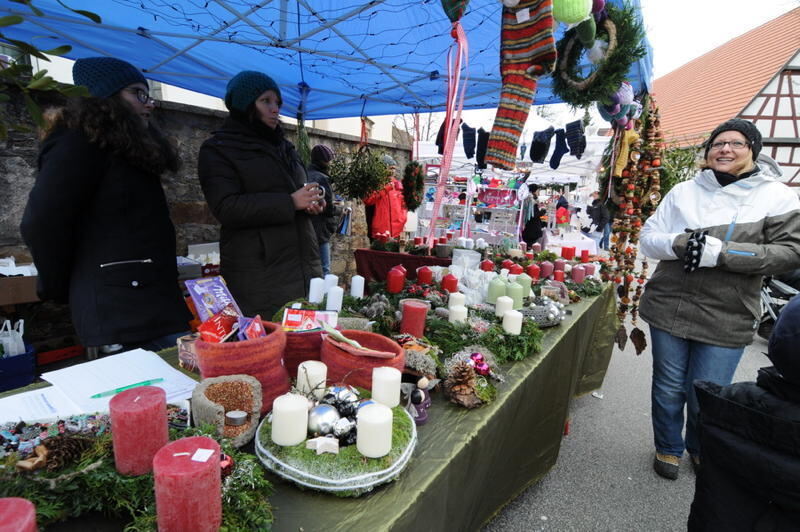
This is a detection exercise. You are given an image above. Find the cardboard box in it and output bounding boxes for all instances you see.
[0,276,39,306]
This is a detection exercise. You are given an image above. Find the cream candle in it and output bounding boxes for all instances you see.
[297,361,327,400]
[448,291,466,309]
[494,296,513,318]
[308,277,325,303]
[323,274,339,293]
[503,310,523,335]
[271,393,309,446]
[449,305,468,324]
[350,275,365,298]
[507,282,524,310]
[371,367,401,408]
[325,286,344,312]
[356,403,393,458]
[109,386,168,476]
[486,277,507,303]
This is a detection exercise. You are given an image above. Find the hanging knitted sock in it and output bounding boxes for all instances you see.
[530,126,555,163]
[549,128,569,169]
[485,0,556,170]
[476,128,490,169]
[565,120,586,159]
[462,122,476,159]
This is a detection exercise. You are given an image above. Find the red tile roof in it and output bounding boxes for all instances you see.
[652,8,800,147]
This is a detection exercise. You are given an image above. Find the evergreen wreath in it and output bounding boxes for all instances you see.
[551,4,646,108]
[328,145,390,200]
[402,161,425,212]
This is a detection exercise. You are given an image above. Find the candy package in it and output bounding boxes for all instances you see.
[198,304,240,343]
[237,315,267,341]
[185,276,242,322]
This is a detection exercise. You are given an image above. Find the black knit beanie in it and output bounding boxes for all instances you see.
[704,118,762,159]
[225,71,282,113]
[72,57,147,98]
[768,296,800,385]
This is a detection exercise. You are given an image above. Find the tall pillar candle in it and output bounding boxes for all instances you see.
[297,361,327,400]
[554,259,566,271]
[561,246,575,260]
[584,263,596,276]
[372,367,401,408]
[494,296,513,318]
[0,498,37,532]
[400,299,428,338]
[581,249,590,263]
[441,273,459,293]
[515,272,533,298]
[350,275,365,298]
[571,265,586,283]
[386,268,405,294]
[325,286,344,312]
[449,305,468,324]
[271,393,309,446]
[323,274,339,293]
[417,266,433,285]
[487,277,507,303]
[526,263,541,281]
[502,310,523,335]
[109,386,167,476]
[153,436,221,532]
[540,261,554,279]
[553,270,565,282]
[308,277,325,303]
[448,292,465,309]
[357,403,393,458]
[507,282,524,310]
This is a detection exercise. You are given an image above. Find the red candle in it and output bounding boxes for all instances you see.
[153,436,221,532]
[480,259,494,272]
[386,268,405,293]
[525,252,534,261]
[581,249,590,263]
[554,270,565,282]
[561,246,575,260]
[441,273,459,293]
[400,299,429,338]
[446,231,454,241]
[540,261,554,278]
[572,265,586,283]
[532,243,542,252]
[0,498,36,532]
[501,259,514,270]
[509,264,524,275]
[413,236,423,246]
[526,263,541,280]
[110,386,168,476]
[438,236,448,245]
[584,264,596,276]
[554,259,566,271]
[417,266,433,285]
[392,264,407,276]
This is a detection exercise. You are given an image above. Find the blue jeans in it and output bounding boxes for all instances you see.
[599,222,611,249]
[319,241,331,276]
[650,326,744,457]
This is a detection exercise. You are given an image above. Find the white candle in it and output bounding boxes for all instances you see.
[326,286,344,312]
[502,310,523,335]
[323,274,339,293]
[271,393,309,446]
[297,361,327,400]
[356,403,393,458]
[449,305,468,324]
[350,275,365,298]
[448,291,466,309]
[495,296,513,318]
[456,237,467,247]
[371,367,401,408]
[464,238,475,250]
[308,277,325,303]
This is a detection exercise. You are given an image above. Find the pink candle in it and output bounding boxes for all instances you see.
[581,249,590,263]
[480,259,495,272]
[554,259,566,271]
[400,300,428,338]
[584,264,596,276]
[0,498,36,532]
[153,436,221,532]
[417,266,433,285]
[519,242,527,252]
[540,261,554,278]
[572,265,586,283]
[509,264,524,275]
[386,268,405,293]
[561,246,575,260]
[110,386,168,476]
[441,274,459,293]
[554,270,565,282]
[526,263,541,280]
[532,243,542,252]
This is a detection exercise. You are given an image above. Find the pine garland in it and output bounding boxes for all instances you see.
[402,161,425,212]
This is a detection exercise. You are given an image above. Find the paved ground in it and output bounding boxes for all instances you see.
[484,320,770,532]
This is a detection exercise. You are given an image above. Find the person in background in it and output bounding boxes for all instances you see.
[639,118,800,480]
[555,197,570,226]
[364,154,408,239]
[587,191,611,250]
[20,57,191,352]
[306,144,340,276]
[522,185,546,247]
[198,70,322,318]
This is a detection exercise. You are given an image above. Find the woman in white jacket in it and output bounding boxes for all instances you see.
[639,118,800,480]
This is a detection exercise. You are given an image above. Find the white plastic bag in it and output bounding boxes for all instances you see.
[0,319,25,357]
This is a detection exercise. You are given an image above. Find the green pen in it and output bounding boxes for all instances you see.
[90,378,165,399]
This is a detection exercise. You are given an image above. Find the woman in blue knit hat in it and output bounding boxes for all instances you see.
[198,71,323,318]
[20,57,191,353]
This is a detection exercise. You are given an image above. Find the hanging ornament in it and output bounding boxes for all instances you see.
[552,0,591,25]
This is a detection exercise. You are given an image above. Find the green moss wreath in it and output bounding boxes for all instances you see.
[551,4,646,108]
[402,161,425,212]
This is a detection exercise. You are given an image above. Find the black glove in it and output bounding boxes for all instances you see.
[684,230,708,273]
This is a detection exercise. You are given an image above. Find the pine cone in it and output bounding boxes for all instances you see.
[43,435,94,471]
[443,362,482,409]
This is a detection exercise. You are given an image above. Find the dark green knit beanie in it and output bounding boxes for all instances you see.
[224,71,282,113]
[72,57,148,98]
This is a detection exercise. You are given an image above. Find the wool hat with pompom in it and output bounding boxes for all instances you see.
[224,71,282,113]
[311,144,335,165]
[72,57,148,98]
[704,118,762,159]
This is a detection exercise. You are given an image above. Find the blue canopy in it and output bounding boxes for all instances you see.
[0,0,653,119]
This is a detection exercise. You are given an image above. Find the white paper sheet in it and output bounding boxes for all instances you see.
[41,348,198,413]
[0,386,84,423]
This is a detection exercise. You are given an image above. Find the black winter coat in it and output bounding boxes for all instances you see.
[20,128,191,347]
[306,164,337,244]
[689,374,800,531]
[587,199,610,228]
[198,118,321,319]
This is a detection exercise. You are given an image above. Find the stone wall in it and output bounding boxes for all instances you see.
[0,85,409,345]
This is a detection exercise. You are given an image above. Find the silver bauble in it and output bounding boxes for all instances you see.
[332,417,356,437]
[308,404,341,435]
[328,385,360,405]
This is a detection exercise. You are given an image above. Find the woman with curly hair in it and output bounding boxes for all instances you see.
[21,57,191,352]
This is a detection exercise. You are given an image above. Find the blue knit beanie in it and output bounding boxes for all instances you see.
[224,71,282,113]
[72,57,148,98]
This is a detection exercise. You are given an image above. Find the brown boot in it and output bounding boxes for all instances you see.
[654,452,680,480]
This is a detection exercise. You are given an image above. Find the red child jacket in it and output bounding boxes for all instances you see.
[364,178,408,238]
